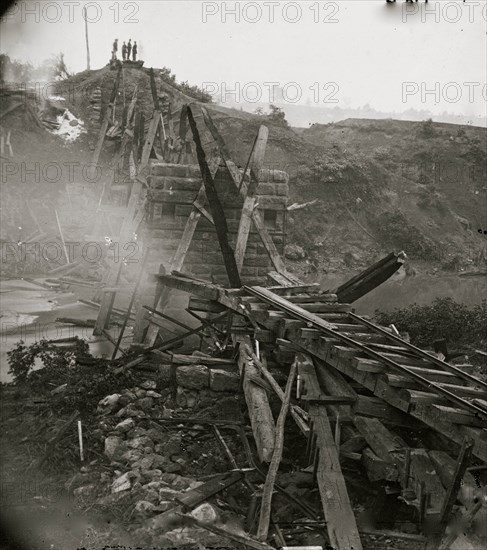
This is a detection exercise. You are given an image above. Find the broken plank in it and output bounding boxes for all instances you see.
[187,106,241,288]
[235,125,268,273]
[175,471,243,508]
[410,448,446,512]
[299,357,363,550]
[179,513,274,550]
[257,358,296,541]
[236,336,275,462]
[428,450,478,507]
[309,402,363,550]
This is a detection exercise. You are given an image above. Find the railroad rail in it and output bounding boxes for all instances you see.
[158,274,487,462]
[237,284,487,461]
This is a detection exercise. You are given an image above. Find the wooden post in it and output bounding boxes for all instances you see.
[93,190,145,335]
[83,7,90,70]
[111,247,149,359]
[54,209,70,264]
[298,356,363,550]
[438,438,474,527]
[236,336,276,463]
[77,420,84,462]
[234,125,268,273]
[186,105,241,288]
[257,359,297,541]
[89,67,122,179]
[200,107,289,277]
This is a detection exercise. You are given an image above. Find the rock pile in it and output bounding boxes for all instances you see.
[69,362,245,546]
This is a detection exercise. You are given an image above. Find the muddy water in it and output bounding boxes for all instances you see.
[318,271,486,314]
[0,279,117,383]
[1,272,485,381]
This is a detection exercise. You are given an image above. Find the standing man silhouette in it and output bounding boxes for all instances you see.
[112,38,118,60]
[127,39,132,60]
[132,41,138,61]
[122,41,127,61]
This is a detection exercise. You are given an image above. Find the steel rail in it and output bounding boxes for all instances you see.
[245,286,487,420]
[348,312,487,392]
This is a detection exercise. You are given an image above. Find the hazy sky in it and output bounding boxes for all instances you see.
[1,1,486,122]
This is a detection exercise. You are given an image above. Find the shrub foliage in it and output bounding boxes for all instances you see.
[375,297,487,348]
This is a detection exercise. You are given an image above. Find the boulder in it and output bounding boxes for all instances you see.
[97,393,121,414]
[209,370,240,392]
[284,244,306,261]
[154,500,173,513]
[114,418,135,434]
[165,462,183,474]
[152,454,171,470]
[121,449,143,463]
[111,472,134,493]
[145,428,168,444]
[146,390,162,398]
[127,436,154,450]
[162,435,182,456]
[138,454,155,470]
[176,387,199,409]
[104,435,127,460]
[191,502,219,524]
[141,469,163,482]
[135,397,154,411]
[140,380,157,390]
[133,500,156,519]
[176,365,209,390]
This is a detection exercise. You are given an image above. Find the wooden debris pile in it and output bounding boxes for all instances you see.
[145,272,486,550]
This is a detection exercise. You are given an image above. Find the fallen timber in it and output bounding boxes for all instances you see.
[331,250,407,303]
[156,272,487,463]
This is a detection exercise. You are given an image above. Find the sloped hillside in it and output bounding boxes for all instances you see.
[288,118,487,275]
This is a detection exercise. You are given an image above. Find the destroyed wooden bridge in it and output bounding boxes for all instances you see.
[152,271,487,550]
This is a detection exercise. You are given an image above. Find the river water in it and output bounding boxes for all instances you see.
[0,279,116,383]
[319,271,486,315]
[1,272,485,382]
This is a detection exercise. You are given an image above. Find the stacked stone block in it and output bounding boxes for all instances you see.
[141,161,289,287]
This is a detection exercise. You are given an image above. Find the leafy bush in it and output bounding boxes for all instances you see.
[7,338,135,414]
[375,297,487,348]
[266,105,290,128]
[419,118,437,138]
[7,338,89,384]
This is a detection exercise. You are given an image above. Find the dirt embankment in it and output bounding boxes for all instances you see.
[2,65,486,281]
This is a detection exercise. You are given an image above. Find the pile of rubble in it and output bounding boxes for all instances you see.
[68,363,253,548]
